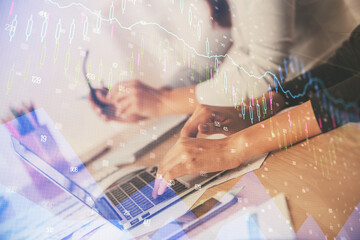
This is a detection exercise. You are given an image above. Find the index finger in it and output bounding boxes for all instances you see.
[152,144,185,198]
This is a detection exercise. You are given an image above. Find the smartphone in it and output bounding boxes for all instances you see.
[83,51,118,119]
[152,192,239,240]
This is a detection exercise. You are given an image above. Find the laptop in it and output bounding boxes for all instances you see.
[11,137,224,230]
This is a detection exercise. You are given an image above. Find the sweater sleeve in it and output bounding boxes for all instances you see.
[196,0,295,106]
[277,25,360,132]
[310,73,360,132]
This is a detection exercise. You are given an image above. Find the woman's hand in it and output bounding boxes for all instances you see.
[152,135,248,198]
[89,80,169,122]
[181,104,249,137]
[181,92,286,137]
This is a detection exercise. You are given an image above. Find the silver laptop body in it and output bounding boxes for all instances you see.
[12,137,223,230]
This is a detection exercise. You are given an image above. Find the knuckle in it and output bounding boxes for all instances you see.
[184,160,193,170]
[167,168,179,181]
[166,171,174,180]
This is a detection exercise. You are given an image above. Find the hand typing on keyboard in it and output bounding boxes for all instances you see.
[152,136,246,198]
[106,167,186,219]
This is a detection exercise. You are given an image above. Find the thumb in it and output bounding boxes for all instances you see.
[180,120,199,138]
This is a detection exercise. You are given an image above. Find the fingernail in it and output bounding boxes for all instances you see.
[152,191,157,199]
[152,179,159,199]
[158,180,167,196]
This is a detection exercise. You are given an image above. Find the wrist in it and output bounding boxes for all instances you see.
[159,87,198,116]
[159,89,173,116]
[226,132,251,166]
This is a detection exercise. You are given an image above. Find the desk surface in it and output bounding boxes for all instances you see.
[124,122,360,239]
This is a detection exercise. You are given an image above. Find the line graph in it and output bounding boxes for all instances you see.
[7,0,360,112]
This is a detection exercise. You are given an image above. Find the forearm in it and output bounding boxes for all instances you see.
[160,85,198,115]
[231,100,322,159]
[234,91,286,128]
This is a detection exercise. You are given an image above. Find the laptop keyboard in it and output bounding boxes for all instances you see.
[106,167,188,220]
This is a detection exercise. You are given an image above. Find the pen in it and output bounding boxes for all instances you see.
[248,213,260,239]
[83,51,117,119]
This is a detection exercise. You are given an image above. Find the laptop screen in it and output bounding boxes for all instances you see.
[11,137,96,209]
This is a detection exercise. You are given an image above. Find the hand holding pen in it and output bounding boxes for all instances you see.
[84,51,166,123]
[82,51,124,121]
[87,86,147,122]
